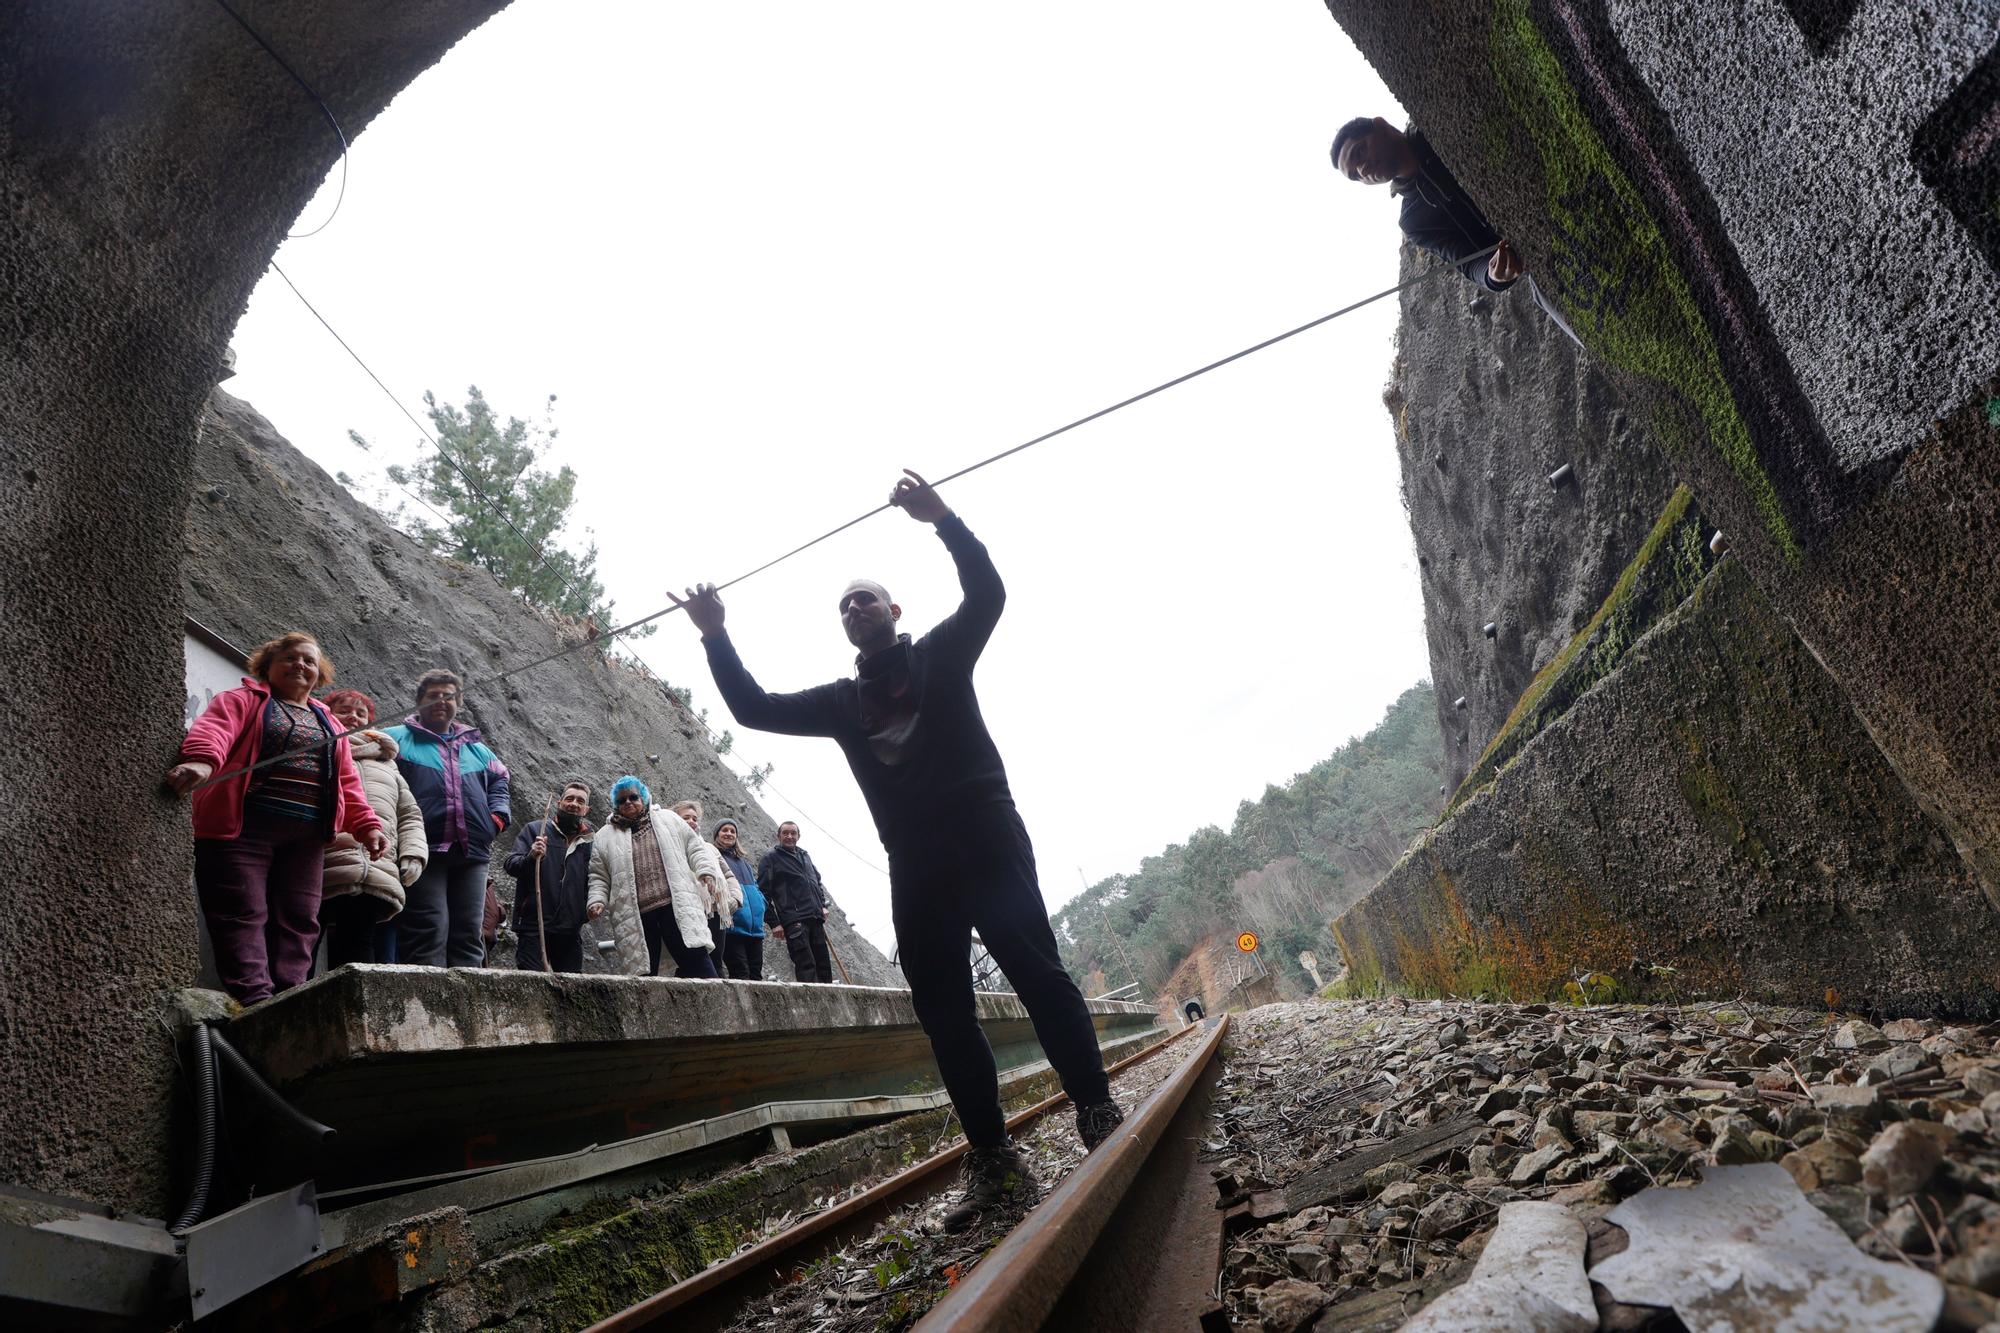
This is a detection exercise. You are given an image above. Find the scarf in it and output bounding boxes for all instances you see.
[628,814,672,915]
[855,636,921,764]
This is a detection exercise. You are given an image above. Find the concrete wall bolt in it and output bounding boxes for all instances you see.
[1548,462,1574,486]
[1710,530,1730,556]
[1454,696,1468,710]
[1483,622,1497,639]
[1433,452,1447,471]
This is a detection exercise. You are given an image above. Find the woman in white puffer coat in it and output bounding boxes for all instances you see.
[588,775,723,977]
[318,689,428,965]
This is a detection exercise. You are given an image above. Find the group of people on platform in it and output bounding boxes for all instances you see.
[167,644,839,1006]
[172,469,1127,1234]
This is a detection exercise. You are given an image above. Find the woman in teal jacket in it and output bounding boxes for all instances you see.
[713,819,767,980]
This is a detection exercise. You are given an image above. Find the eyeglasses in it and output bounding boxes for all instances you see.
[421,693,459,704]
[616,793,645,805]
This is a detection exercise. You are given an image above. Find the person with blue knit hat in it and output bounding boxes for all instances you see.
[586,775,723,977]
[711,818,768,980]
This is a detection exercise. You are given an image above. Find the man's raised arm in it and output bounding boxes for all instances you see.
[668,584,842,737]
[890,469,1004,664]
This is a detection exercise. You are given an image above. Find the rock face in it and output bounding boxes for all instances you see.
[1388,243,1678,789]
[184,389,901,987]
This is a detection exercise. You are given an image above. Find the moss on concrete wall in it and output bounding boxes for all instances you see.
[1451,484,1712,811]
[1335,560,2000,1015]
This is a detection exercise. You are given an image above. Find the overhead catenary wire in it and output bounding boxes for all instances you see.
[213,0,350,240]
[486,243,1497,690]
[191,243,1491,795]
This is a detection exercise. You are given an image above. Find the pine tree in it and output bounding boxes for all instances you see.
[350,385,646,635]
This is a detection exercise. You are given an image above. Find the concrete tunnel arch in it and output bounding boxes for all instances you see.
[2,0,516,1213]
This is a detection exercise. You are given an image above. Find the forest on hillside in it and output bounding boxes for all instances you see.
[1053,682,1443,996]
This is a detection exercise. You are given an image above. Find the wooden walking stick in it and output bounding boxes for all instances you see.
[531,792,555,973]
[824,931,853,986]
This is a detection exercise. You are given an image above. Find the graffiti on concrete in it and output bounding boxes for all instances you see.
[1600,1,2000,472]
[1490,0,1811,561]
[1475,0,2000,562]
[1914,40,2000,278]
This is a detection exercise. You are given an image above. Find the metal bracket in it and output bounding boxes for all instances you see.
[183,1181,320,1320]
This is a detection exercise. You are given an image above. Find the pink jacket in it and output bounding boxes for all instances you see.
[180,679,382,843]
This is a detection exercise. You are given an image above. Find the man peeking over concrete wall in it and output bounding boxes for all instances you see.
[1333,115,1581,347]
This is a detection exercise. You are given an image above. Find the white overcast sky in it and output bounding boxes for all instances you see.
[227,0,1430,956]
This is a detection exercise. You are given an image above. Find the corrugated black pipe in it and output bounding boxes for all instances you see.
[171,1024,220,1233]
[211,1028,337,1145]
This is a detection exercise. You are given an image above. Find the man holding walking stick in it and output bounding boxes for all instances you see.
[669,469,1123,1233]
[503,781,596,974]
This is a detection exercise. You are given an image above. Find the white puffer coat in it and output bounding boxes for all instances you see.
[588,807,724,975]
[320,730,427,913]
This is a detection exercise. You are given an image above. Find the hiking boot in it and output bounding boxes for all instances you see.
[1075,1099,1126,1152]
[940,1143,1037,1233]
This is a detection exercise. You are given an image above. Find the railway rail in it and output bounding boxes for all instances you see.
[587,1015,1231,1333]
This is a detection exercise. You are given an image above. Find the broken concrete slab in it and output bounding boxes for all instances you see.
[203,967,1160,1189]
[1402,1201,1594,1333]
[1592,1163,1943,1331]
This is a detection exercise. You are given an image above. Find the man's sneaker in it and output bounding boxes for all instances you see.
[940,1143,1037,1233]
[1075,1099,1125,1152]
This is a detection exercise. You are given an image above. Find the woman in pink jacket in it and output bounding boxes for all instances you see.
[166,631,386,1004]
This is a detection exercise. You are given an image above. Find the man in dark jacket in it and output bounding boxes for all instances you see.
[756,822,834,983]
[504,780,594,973]
[1331,115,1580,345]
[385,668,512,968]
[670,469,1123,1233]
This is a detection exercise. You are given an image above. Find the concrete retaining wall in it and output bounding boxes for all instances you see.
[214,966,1161,1187]
[1333,559,2000,1016]
[0,0,510,1214]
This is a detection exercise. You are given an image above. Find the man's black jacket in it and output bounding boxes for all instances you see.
[1397,130,1516,293]
[502,819,593,934]
[702,514,1014,858]
[757,845,828,927]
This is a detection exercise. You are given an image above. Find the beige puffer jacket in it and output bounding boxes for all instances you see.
[321,730,427,913]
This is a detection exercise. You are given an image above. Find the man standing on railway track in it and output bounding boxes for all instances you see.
[669,470,1124,1232]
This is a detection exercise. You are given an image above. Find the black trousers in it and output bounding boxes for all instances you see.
[722,932,764,980]
[320,892,394,967]
[890,805,1110,1149]
[515,923,584,973]
[644,908,718,978]
[781,916,834,983]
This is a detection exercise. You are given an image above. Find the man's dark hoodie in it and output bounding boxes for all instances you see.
[1394,129,1516,293]
[703,514,1010,858]
[757,844,828,928]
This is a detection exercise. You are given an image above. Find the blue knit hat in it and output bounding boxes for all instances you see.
[611,775,651,808]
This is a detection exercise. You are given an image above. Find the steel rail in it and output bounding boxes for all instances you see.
[584,1020,1203,1333]
[911,1015,1230,1332]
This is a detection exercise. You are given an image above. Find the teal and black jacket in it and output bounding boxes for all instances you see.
[383,716,512,860]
